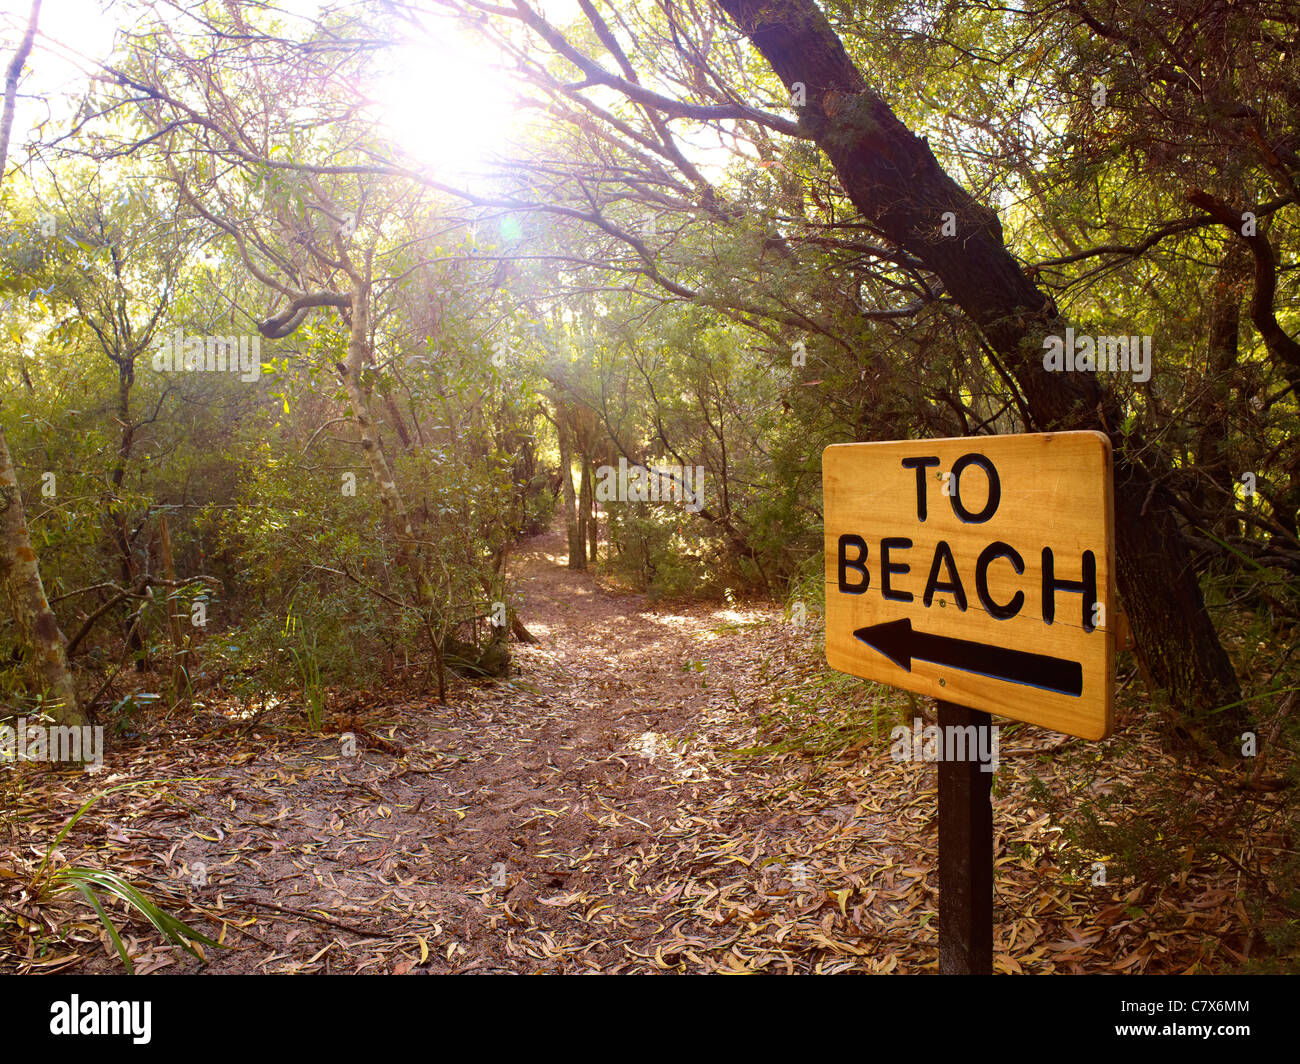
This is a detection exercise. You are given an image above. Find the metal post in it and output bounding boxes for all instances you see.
[937,700,994,974]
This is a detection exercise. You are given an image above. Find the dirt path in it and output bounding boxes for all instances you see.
[5,528,1237,974]
[170,525,885,975]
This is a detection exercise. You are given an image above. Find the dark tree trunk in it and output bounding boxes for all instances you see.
[578,451,593,566]
[107,363,146,669]
[1192,245,1247,539]
[556,410,584,570]
[588,460,599,565]
[718,0,1242,737]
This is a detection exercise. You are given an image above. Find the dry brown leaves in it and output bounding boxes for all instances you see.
[0,531,1287,974]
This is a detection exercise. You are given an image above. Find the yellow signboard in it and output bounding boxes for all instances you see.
[823,432,1115,739]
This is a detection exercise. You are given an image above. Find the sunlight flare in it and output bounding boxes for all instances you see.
[369,39,518,177]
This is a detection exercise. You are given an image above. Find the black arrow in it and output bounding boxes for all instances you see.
[853,619,1083,697]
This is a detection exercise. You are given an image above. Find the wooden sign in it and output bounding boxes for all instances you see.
[824,431,1115,739]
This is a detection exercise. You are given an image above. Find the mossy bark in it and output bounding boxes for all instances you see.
[0,428,86,727]
[719,0,1244,738]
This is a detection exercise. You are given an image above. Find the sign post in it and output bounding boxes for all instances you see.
[823,432,1115,973]
[936,701,993,974]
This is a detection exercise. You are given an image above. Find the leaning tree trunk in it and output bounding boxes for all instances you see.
[0,428,86,726]
[718,0,1243,739]
[331,284,468,697]
[335,282,421,569]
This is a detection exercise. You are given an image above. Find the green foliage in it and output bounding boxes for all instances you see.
[1043,775,1190,884]
[107,691,162,738]
[602,501,716,598]
[288,624,325,730]
[26,782,221,973]
[735,668,909,760]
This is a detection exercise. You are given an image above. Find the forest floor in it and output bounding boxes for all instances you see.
[1,527,1276,974]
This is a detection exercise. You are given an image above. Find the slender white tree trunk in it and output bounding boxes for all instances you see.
[0,0,83,726]
[337,282,419,566]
